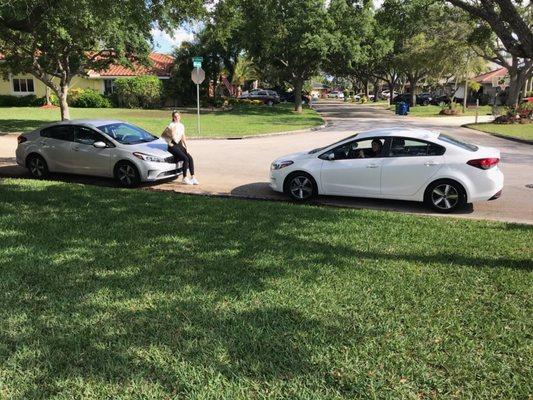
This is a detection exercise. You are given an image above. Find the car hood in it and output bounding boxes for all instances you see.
[273,150,315,163]
[120,138,172,157]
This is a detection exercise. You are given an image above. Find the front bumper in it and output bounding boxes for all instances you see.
[138,160,184,182]
[269,169,285,192]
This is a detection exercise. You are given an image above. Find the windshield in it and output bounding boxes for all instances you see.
[438,133,478,152]
[97,122,157,144]
[308,133,359,154]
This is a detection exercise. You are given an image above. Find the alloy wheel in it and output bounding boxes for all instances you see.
[29,157,45,177]
[431,184,459,210]
[118,164,136,186]
[290,176,313,200]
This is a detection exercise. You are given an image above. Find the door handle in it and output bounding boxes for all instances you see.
[72,146,80,151]
[366,164,379,168]
[424,161,438,166]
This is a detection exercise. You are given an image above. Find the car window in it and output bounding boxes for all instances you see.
[74,126,109,146]
[438,133,478,152]
[40,125,74,141]
[389,137,445,157]
[258,91,267,95]
[97,122,156,144]
[326,138,385,160]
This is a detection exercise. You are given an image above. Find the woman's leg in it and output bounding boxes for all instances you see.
[169,145,189,177]
[185,152,194,176]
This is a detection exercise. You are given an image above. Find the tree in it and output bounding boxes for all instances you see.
[447,0,532,106]
[0,0,204,120]
[446,0,532,60]
[240,0,334,112]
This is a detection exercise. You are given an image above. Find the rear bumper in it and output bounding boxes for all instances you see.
[467,168,504,202]
[489,190,502,200]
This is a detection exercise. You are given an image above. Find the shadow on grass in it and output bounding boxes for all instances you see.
[0,119,52,133]
[0,181,531,397]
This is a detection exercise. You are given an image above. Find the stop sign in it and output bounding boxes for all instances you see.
[191,68,205,84]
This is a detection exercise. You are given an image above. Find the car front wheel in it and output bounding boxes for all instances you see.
[115,161,140,187]
[425,180,466,213]
[284,172,317,202]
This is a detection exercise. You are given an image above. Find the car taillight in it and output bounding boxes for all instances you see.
[467,158,499,170]
[17,135,27,144]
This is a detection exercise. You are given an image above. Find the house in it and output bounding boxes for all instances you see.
[0,52,173,98]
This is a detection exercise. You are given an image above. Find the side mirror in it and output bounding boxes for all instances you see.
[93,141,107,149]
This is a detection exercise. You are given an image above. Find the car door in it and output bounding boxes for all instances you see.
[70,125,114,177]
[39,125,75,172]
[319,138,386,196]
[380,137,445,197]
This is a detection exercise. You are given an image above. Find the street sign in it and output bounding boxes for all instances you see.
[191,67,205,84]
[192,56,203,68]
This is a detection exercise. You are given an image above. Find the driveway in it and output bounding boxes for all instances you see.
[1,101,532,224]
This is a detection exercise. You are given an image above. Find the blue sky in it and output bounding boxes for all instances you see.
[151,26,197,54]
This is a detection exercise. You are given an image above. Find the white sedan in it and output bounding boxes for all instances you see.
[270,128,503,212]
[16,119,182,187]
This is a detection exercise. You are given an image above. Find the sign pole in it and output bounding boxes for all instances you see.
[475,99,479,124]
[196,70,200,136]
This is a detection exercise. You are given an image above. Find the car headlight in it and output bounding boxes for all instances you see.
[133,152,164,163]
[271,160,294,170]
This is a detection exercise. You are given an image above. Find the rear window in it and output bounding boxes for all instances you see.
[438,134,478,152]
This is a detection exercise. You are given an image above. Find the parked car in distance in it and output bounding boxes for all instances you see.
[430,95,452,105]
[327,91,345,99]
[246,89,280,105]
[16,120,182,187]
[239,89,261,99]
[280,91,311,105]
[392,93,430,106]
[269,128,503,213]
[381,90,398,99]
[418,93,433,105]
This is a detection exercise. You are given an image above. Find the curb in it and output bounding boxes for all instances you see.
[462,124,533,145]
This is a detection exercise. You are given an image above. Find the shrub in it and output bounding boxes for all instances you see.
[228,98,264,106]
[360,96,368,104]
[114,75,162,108]
[69,89,111,108]
[0,94,42,107]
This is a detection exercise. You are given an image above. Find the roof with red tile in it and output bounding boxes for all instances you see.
[89,52,174,78]
[474,67,508,84]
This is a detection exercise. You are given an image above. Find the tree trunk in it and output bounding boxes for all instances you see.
[408,75,418,107]
[294,78,304,113]
[58,83,70,120]
[373,79,379,102]
[364,80,369,98]
[463,78,468,112]
[388,81,395,106]
[506,64,531,107]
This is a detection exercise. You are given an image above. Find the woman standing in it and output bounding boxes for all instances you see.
[162,111,199,185]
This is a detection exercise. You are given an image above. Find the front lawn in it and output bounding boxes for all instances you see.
[0,104,323,138]
[465,122,533,141]
[389,104,493,117]
[1,178,531,399]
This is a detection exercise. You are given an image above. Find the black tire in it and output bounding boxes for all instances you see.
[114,161,140,187]
[424,179,467,213]
[423,100,429,106]
[267,100,274,106]
[26,154,49,179]
[284,172,318,202]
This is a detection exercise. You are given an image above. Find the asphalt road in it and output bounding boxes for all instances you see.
[1,101,532,224]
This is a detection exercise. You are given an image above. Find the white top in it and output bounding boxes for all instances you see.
[163,121,185,145]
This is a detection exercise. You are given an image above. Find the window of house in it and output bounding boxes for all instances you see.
[13,78,35,94]
[104,79,116,95]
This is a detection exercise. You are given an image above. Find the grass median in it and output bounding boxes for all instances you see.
[0,178,531,399]
[465,122,533,141]
[0,104,324,138]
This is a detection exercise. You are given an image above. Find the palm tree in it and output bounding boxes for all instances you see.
[231,56,258,89]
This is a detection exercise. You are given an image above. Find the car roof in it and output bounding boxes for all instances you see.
[354,128,440,141]
[39,119,126,130]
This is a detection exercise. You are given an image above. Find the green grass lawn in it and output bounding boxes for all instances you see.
[1,178,531,399]
[389,105,493,117]
[0,104,323,138]
[465,122,533,141]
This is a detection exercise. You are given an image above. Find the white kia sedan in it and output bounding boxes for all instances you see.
[270,128,503,212]
[16,120,182,187]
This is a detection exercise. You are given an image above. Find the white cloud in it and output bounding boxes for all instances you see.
[151,26,197,53]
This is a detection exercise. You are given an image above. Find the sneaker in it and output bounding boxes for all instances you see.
[182,177,193,185]
[191,177,199,185]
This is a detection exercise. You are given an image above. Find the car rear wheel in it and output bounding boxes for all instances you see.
[284,172,317,202]
[27,154,49,179]
[425,180,466,213]
[266,100,274,106]
[114,161,140,187]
